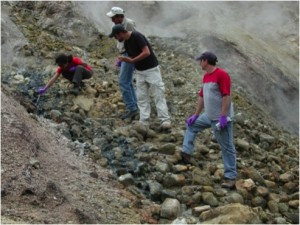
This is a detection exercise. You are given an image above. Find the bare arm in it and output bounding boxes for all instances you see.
[221,95,231,115]
[119,46,150,63]
[194,96,204,115]
[44,73,60,89]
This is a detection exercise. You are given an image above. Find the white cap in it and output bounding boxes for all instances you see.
[106,7,125,17]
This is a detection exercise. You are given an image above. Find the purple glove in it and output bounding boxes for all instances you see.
[115,58,122,68]
[186,114,199,126]
[37,87,47,95]
[219,115,228,128]
[68,66,77,72]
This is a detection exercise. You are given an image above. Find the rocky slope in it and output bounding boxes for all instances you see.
[1,1,299,224]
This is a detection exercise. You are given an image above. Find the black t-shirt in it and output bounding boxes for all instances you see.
[124,31,158,71]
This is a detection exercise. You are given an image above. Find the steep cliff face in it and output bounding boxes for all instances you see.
[1,1,299,224]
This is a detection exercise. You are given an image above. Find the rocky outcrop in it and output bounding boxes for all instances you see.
[1,1,299,224]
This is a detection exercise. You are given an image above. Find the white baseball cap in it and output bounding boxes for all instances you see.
[106,7,125,17]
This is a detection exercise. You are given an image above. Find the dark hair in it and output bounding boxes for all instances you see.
[207,58,217,66]
[114,14,124,18]
[55,54,73,65]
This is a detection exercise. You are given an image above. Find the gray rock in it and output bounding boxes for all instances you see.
[118,173,135,186]
[267,200,279,213]
[163,173,185,187]
[255,186,269,197]
[49,110,62,122]
[236,138,250,151]
[274,217,286,224]
[192,205,211,216]
[278,202,289,214]
[158,143,176,155]
[224,192,244,204]
[171,217,187,224]
[147,180,162,201]
[202,192,219,207]
[155,161,171,174]
[252,196,267,207]
[279,172,293,183]
[283,212,299,224]
[259,133,275,144]
[200,203,261,224]
[70,124,81,138]
[160,198,181,219]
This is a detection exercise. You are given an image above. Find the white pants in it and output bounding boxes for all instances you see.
[136,66,170,123]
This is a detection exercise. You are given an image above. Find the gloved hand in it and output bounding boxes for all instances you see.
[115,58,122,67]
[37,86,47,95]
[186,114,199,126]
[219,115,228,128]
[69,66,77,72]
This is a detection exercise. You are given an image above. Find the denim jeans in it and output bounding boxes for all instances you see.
[119,53,138,112]
[182,113,237,179]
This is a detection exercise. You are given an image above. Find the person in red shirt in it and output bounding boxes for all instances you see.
[37,54,93,95]
[182,51,237,189]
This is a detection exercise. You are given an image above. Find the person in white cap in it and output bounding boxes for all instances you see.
[106,7,138,121]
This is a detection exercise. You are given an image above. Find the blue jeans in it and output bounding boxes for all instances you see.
[182,113,237,179]
[119,54,137,112]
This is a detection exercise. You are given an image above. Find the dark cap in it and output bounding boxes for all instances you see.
[195,51,218,64]
[109,24,126,38]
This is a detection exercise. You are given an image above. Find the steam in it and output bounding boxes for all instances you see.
[76,1,298,41]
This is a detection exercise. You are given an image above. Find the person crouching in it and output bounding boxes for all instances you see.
[37,54,93,95]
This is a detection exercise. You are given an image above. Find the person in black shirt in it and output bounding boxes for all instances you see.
[109,24,171,129]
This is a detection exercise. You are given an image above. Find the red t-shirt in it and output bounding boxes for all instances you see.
[56,57,92,74]
[198,68,233,120]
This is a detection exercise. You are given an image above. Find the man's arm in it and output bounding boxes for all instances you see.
[195,96,204,115]
[221,95,231,116]
[119,45,150,63]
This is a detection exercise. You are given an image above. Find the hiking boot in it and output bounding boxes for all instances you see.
[221,179,236,189]
[160,120,172,129]
[181,152,191,164]
[80,81,85,88]
[121,109,139,120]
[71,86,80,95]
[180,151,199,166]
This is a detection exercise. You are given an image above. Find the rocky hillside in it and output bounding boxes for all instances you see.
[1,1,299,224]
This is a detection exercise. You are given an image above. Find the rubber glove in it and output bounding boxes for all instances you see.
[37,87,47,95]
[69,66,77,72]
[186,114,198,126]
[115,58,122,67]
[219,115,228,128]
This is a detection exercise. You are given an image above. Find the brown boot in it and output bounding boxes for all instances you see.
[181,152,191,164]
[221,179,236,189]
[180,152,198,166]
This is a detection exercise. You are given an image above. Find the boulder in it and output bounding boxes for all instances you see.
[200,203,261,224]
[160,198,181,219]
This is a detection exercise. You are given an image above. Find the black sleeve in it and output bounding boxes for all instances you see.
[135,33,148,50]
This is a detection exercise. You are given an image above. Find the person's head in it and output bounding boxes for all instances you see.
[196,51,218,70]
[55,54,73,68]
[109,24,128,42]
[106,7,125,24]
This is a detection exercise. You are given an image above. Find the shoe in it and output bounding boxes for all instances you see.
[160,120,171,130]
[80,81,85,88]
[120,109,139,120]
[181,152,191,164]
[221,179,236,189]
[71,86,80,95]
[180,152,199,166]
